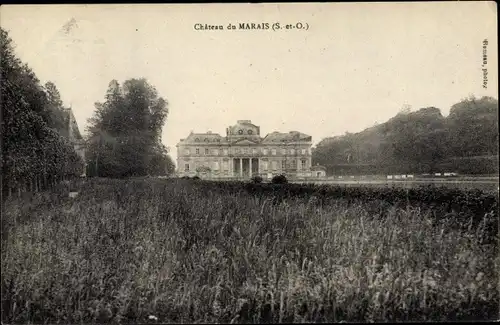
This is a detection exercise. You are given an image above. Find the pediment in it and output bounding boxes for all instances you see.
[232,139,260,145]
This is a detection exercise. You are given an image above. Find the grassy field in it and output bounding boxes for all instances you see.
[1,178,498,323]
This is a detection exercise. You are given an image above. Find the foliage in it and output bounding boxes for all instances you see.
[1,178,498,323]
[313,97,499,175]
[251,175,263,183]
[1,28,84,196]
[85,79,171,178]
[271,174,288,184]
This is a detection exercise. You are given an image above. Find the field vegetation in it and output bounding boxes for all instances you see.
[2,178,498,323]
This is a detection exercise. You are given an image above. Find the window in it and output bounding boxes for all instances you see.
[223,161,229,170]
[281,149,286,155]
[195,138,200,142]
[223,149,228,156]
[195,148,200,155]
[184,149,190,155]
[213,161,219,170]
[263,148,268,155]
[213,149,219,155]
[301,149,306,155]
[235,148,239,154]
[205,148,209,155]
[290,149,295,155]
[242,148,247,154]
[291,160,297,169]
[301,159,307,169]
[238,129,243,134]
[271,161,277,170]
[252,148,257,155]
[271,149,276,155]
[248,130,253,135]
[204,138,209,142]
[262,161,268,170]
[281,160,286,169]
[184,163,190,172]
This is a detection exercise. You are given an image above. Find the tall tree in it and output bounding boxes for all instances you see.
[43,81,68,136]
[86,78,170,177]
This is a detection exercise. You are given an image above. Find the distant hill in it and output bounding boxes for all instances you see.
[312,96,499,175]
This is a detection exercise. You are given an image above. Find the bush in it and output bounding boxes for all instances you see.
[271,174,288,184]
[192,176,200,180]
[251,175,263,183]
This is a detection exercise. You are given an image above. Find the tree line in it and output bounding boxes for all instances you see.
[1,28,175,199]
[312,96,499,175]
[1,28,84,198]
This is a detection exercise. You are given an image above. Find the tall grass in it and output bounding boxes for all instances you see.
[1,178,498,323]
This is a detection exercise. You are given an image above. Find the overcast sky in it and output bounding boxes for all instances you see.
[1,3,497,164]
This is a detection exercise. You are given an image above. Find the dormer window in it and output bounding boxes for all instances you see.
[204,138,209,142]
[248,130,253,135]
[195,138,200,142]
[238,129,243,135]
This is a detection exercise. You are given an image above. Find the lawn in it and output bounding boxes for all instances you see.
[1,178,498,323]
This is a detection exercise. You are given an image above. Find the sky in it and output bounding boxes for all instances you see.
[1,3,498,165]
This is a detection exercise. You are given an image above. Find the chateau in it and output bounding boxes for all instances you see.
[176,120,322,179]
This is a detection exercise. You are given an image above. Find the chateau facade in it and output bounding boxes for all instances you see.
[176,120,316,179]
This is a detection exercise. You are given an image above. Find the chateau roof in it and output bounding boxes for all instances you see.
[235,120,259,128]
[178,122,312,144]
[262,131,312,143]
[182,132,226,143]
[63,107,82,140]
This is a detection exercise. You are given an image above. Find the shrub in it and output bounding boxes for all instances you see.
[192,176,200,180]
[271,174,288,184]
[251,175,263,184]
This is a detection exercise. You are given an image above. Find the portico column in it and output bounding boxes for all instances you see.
[249,158,252,177]
[257,158,260,175]
[239,158,243,177]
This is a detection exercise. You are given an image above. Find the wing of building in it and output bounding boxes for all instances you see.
[176,120,319,179]
[64,107,86,177]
